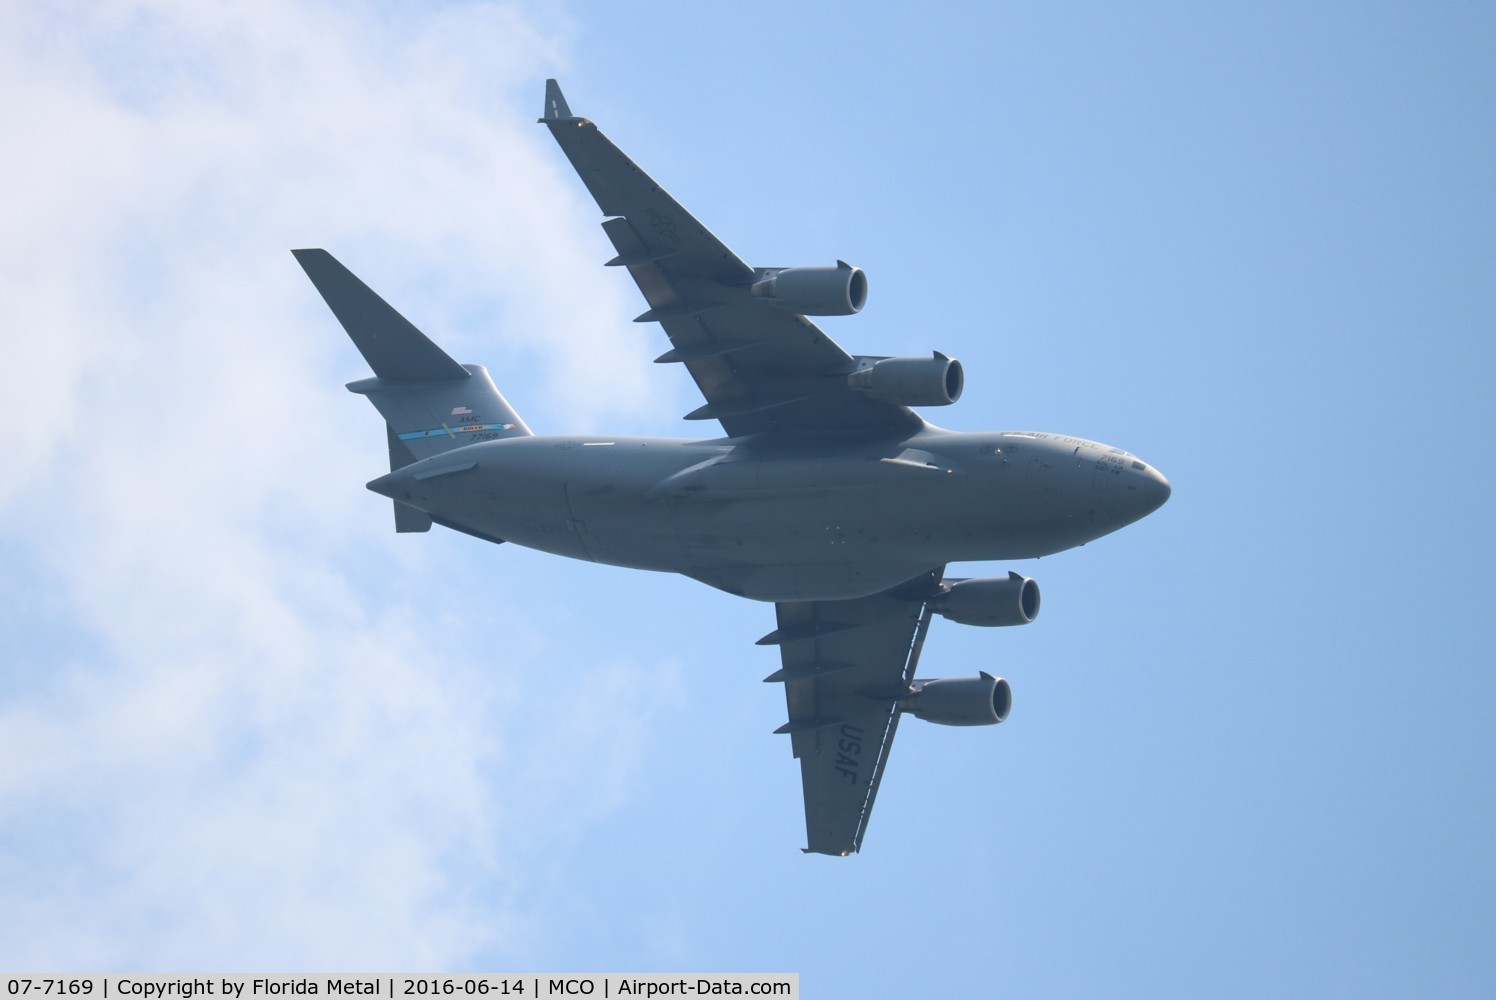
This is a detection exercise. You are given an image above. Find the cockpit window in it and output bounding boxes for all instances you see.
[1131,461,1147,471]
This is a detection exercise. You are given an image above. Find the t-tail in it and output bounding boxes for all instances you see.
[292,249,532,533]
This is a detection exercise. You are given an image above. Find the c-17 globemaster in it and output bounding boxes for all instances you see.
[294,79,1170,856]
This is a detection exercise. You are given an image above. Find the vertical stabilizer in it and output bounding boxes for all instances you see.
[293,248,534,530]
[386,426,433,533]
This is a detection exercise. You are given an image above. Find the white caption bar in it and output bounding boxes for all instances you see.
[0,977,798,1000]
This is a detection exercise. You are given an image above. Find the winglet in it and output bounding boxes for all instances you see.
[540,78,576,121]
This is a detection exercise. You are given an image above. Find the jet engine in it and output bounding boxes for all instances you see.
[931,572,1040,626]
[901,672,1012,726]
[750,261,867,315]
[847,353,964,407]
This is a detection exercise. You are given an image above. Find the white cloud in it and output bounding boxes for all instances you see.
[0,0,680,967]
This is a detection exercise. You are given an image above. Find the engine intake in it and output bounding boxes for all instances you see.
[847,353,964,407]
[750,261,867,315]
[902,672,1012,727]
[931,572,1040,626]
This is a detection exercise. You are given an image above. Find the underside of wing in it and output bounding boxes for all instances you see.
[540,80,922,437]
[760,569,943,855]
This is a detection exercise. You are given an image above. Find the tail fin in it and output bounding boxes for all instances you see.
[293,249,532,532]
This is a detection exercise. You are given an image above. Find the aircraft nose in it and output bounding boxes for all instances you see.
[1139,463,1171,513]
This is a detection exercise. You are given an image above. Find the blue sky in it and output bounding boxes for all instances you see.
[2,0,1493,994]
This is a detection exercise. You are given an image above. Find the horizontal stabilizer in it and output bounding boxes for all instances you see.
[292,249,469,380]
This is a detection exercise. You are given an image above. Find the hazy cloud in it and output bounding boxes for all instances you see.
[0,0,678,967]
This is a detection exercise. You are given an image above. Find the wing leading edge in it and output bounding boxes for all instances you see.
[539,79,921,437]
[761,569,943,855]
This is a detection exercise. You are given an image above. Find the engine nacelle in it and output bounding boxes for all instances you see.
[931,572,1040,627]
[902,672,1013,726]
[847,353,964,407]
[750,261,867,315]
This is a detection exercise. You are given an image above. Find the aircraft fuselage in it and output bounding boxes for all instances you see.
[297,77,1176,857]
[370,425,1170,602]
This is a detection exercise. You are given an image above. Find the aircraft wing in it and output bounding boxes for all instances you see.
[540,79,921,437]
[759,569,942,855]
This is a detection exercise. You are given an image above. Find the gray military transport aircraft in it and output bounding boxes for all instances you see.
[293,79,1170,856]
